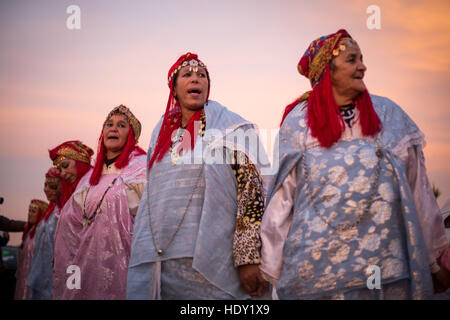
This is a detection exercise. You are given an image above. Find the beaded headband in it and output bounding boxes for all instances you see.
[332,38,359,57]
[53,147,91,168]
[104,105,142,142]
[167,58,207,86]
[51,141,93,168]
[30,199,48,213]
[45,176,59,182]
[297,30,353,87]
[45,167,61,183]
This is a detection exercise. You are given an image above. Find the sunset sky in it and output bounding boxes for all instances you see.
[1,0,449,245]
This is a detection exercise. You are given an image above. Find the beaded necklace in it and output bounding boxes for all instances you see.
[82,176,118,227]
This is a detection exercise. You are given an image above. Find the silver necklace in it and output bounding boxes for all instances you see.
[146,162,205,256]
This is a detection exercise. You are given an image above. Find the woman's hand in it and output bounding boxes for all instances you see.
[238,264,269,296]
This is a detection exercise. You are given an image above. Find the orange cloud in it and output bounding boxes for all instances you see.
[372,0,450,71]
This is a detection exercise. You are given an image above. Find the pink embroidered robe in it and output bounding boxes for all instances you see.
[52,151,146,299]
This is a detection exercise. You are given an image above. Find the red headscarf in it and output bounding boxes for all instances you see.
[49,140,94,206]
[42,167,62,222]
[281,29,381,148]
[89,105,146,186]
[148,52,210,170]
[22,199,48,242]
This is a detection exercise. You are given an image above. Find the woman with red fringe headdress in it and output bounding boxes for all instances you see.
[52,105,146,300]
[49,140,94,210]
[260,29,449,299]
[14,199,48,300]
[127,53,270,300]
[27,167,62,300]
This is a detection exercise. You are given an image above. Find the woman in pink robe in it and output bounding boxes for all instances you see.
[14,199,48,300]
[52,105,146,300]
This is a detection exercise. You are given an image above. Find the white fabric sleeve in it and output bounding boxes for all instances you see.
[74,169,145,218]
[259,168,296,285]
[124,182,145,217]
[406,146,449,272]
[73,189,86,210]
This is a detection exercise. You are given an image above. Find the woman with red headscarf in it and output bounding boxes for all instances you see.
[14,199,48,300]
[260,29,449,299]
[49,140,94,210]
[27,167,62,300]
[127,53,269,300]
[52,105,146,300]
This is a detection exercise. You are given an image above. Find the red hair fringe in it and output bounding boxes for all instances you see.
[90,129,146,186]
[281,66,382,148]
[307,67,345,148]
[60,161,92,207]
[22,205,46,244]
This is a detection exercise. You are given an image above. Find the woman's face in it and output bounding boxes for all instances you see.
[28,205,39,224]
[103,114,130,157]
[59,159,77,184]
[174,65,209,111]
[44,177,61,202]
[330,45,367,100]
